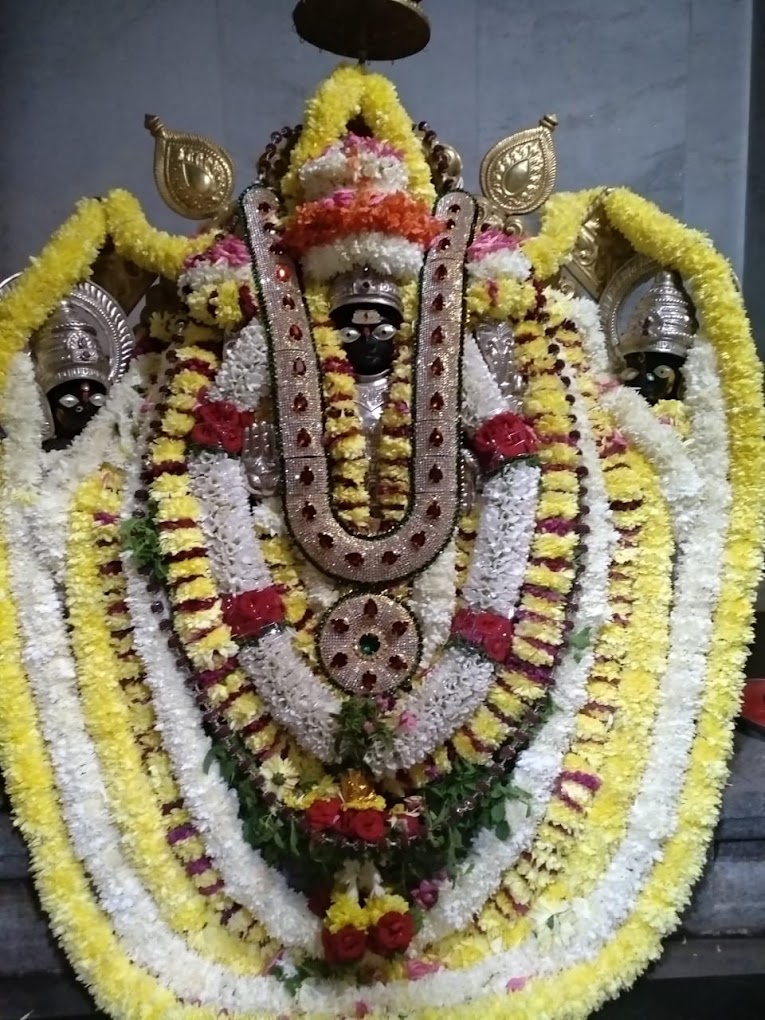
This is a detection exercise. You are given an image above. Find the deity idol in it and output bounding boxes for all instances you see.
[0,2,763,1019]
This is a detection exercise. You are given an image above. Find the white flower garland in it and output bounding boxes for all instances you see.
[206,319,270,411]
[299,145,409,202]
[546,288,612,378]
[415,345,615,945]
[301,233,424,283]
[409,537,457,670]
[462,462,541,618]
[467,248,531,283]
[461,329,509,430]
[178,260,253,294]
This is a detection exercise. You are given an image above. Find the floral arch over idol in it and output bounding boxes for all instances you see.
[1,4,764,1018]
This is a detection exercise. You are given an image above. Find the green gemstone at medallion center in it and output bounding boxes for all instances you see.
[359,633,381,656]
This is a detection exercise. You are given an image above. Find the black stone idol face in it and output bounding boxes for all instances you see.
[330,303,401,377]
[620,351,684,405]
[47,379,107,441]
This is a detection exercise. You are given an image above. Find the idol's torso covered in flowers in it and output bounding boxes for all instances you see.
[1,62,763,1020]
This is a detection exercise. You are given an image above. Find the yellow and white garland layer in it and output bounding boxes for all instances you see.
[0,176,763,1019]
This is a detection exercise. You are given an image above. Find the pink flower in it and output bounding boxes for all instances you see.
[411,878,439,909]
[355,1002,370,1018]
[506,976,527,992]
[468,227,519,260]
[398,710,418,733]
[329,187,356,207]
[405,958,442,980]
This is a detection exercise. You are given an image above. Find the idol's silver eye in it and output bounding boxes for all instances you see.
[620,367,640,382]
[58,393,80,408]
[339,326,361,344]
[372,323,397,342]
[89,392,106,407]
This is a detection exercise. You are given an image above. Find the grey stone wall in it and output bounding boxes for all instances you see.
[0,0,753,281]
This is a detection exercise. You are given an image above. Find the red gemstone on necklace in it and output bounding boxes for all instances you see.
[300,466,314,485]
[258,201,272,213]
[431,294,444,312]
[345,552,364,567]
[294,393,308,412]
[435,264,448,281]
[318,533,333,548]
[437,237,451,251]
[331,652,348,668]
[333,618,350,634]
[302,503,317,520]
[364,599,378,618]
[431,326,444,344]
[289,324,303,341]
[293,357,306,376]
[283,295,295,309]
[431,357,444,376]
[276,265,290,281]
[381,549,399,565]
[361,671,377,690]
[297,428,312,448]
[427,500,442,519]
[389,655,406,671]
[411,531,426,548]
[391,620,409,637]
[430,428,444,447]
[430,392,444,411]
[429,465,443,483]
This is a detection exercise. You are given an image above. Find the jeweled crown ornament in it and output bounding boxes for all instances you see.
[329,268,403,320]
[622,269,698,359]
[292,0,430,61]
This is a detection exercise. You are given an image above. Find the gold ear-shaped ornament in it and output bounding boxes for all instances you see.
[145,115,235,221]
[479,114,558,217]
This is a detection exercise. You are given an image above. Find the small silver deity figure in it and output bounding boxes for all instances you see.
[619,270,698,405]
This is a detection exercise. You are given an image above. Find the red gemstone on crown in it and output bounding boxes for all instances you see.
[449,202,461,213]
[361,671,377,690]
[431,326,444,344]
[381,550,399,565]
[332,619,350,634]
[427,501,442,519]
[294,393,308,412]
[430,428,444,447]
[301,503,317,520]
[411,531,426,548]
[276,265,290,281]
[429,465,444,483]
[364,599,378,618]
[389,655,406,671]
[430,392,444,411]
[300,466,314,485]
[318,533,333,548]
[289,324,302,341]
[293,357,306,376]
[345,552,364,567]
[283,295,295,309]
[435,264,448,281]
[431,357,444,376]
[391,620,409,637]
[437,237,451,250]
[331,652,348,668]
[297,428,312,448]
[446,218,456,229]
[431,294,444,312]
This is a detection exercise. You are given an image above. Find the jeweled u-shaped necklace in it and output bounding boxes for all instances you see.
[242,186,476,587]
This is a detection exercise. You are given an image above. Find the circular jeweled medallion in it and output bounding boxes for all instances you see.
[317,594,421,696]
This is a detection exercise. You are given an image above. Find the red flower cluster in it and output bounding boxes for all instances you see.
[472,411,538,472]
[190,399,253,455]
[369,911,415,956]
[452,607,514,663]
[322,924,367,964]
[222,585,284,639]
[305,799,387,843]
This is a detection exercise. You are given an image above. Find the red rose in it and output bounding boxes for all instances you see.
[191,399,246,454]
[198,400,241,431]
[452,608,513,663]
[222,585,284,639]
[472,411,537,471]
[368,911,415,957]
[322,924,367,964]
[349,809,387,843]
[190,421,221,447]
[306,797,343,831]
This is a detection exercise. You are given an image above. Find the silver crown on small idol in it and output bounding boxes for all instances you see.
[329,267,403,319]
[622,270,698,360]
